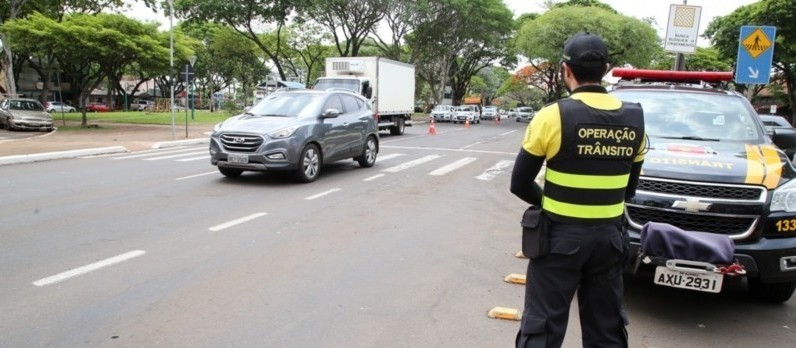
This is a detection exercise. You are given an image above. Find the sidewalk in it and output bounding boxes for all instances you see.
[0,122,214,165]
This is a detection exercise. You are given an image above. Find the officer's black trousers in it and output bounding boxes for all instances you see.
[516,222,628,348]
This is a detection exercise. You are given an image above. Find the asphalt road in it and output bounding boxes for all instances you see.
[1,119,794,347]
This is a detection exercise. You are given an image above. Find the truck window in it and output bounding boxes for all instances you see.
[314,79,362,95]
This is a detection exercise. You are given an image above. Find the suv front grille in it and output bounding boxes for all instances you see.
[626,205,755,236]
[220,133,264,153]
[637,178,764,200]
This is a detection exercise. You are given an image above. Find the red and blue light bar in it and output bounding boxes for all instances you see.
[612,68,734,82]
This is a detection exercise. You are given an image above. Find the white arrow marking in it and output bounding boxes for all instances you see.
[748,67,759,79]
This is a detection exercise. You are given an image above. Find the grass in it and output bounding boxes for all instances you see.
[48,109,236,126]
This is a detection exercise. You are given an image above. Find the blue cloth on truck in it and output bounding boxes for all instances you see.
[640,222,735,265]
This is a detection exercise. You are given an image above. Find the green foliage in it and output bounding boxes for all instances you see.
[650,47,732,72]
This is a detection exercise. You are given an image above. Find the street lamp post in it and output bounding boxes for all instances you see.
[190,56,197,121]
[169,0,175,140]
[185,55,196,138]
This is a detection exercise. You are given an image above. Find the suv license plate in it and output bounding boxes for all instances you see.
[228,154,249,164]
[654,266,723,293]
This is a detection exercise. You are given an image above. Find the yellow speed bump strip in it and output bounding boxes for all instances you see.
[488,307,522,321]
[515,251,528,259]
[504,273,527,285]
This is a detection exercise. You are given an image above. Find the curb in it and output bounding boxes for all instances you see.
[0,146,129,166]
[152,137,210,149]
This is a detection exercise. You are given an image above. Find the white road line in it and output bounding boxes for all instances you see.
[363,174,385,181]
[499,130,519,136]
[429,157,478,176]
[209,212,268,232]
[460,142,482,150]
[305,188,342,200]
[381,145,515,155]
[176,155,210,162]
[382,155,441,173]
[144,151,208,161]
[176,171,218,181]
[110,147,202,160]
[375,153,405,162]
[32,250,146,287]
[475,160,515,181]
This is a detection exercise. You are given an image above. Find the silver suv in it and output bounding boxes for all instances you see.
[209,89,379,183]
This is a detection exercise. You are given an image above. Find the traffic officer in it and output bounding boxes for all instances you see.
[510,31,647,348]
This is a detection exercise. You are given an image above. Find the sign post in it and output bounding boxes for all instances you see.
[664,4,702,57]
[734,26,776,85]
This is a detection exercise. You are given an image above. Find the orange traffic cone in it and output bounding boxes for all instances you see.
[428,119,437,135]
[464,117,470,129]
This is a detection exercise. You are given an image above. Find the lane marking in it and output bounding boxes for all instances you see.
[110,147,203,160]
[429,157,477,176]
[475,160,514,181]
[176,171,218,181]
[382,145,515,156]
[499,130,519,136]
[209,212,267,232]
[144,151,208,161]
[364,174,385,181]
[176,155,210,162]
[305,188,342,200]
[382,155,441,173]
[33,250,146,287]
[460,142,482,150]
[375,153,405,162]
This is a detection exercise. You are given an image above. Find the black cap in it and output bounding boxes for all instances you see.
[562,32,608,67]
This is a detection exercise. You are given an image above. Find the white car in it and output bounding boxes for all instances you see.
[453,105,481,124]
[515,107,535,123]
[482,106,499,120]
[430,104,456,122]
[45,101,76,113]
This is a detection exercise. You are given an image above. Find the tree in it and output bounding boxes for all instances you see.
[279,22,333,86]
[369,0,416,61]
[704,0,796,118]
[304,0,387,57]
[174,0,312,81]
[515,5,660,102]
[649,47,732,72]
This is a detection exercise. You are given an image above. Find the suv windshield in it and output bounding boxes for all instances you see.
[611,90,764,142]
[248,93,323,117]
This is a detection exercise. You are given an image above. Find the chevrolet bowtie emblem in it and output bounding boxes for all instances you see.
[672,198,711,212]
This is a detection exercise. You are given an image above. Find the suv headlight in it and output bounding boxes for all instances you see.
[213,122,223,133]
[771,179,796,212]
[269,126,298,139]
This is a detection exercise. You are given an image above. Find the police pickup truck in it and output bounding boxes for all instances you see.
[611,69,796,303]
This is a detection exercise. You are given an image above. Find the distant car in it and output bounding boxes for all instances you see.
[482,106,499,120]
[86,103,111,112]
[132,99,154,111]
[453,105,481,124]
[210,89,379,183]
[430,104,456,122]
[45,101,76,113]
[0,98,54,131]
[515,107,534,122]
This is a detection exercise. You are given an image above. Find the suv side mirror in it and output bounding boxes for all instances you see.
[323,108,342,118]
[772,127,796,150]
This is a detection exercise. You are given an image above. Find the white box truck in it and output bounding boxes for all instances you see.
[313,57,415,135]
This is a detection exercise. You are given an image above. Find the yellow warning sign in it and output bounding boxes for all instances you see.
[742,28,772,59]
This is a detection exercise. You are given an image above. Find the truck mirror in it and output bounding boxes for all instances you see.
[366,86,373,99]
[773,127,796,150]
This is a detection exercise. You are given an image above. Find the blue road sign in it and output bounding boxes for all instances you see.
[735,26,776,85]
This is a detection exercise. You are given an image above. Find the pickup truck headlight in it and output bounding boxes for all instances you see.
[269,126,298,139]
[771,179,796,212]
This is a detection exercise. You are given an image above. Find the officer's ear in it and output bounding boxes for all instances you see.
[602,63,610,77]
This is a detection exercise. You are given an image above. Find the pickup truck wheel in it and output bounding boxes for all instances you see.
[748,279,796,303]
[390,117,405,135]
[356,136,378,168]
[218,167,243,178]
[295,144,321,183]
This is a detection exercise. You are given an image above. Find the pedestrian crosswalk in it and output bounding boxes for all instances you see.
[95,145,519,181]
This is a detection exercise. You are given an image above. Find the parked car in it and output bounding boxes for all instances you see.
[759,114,796,160]
[86,103,111,112]
[515,107,535,122]
[0,98,54,131]
[482,106,499,120]
[45,101,76,113]
[453,104,481,124]
[429,104,456,122]
[132,99,154,111]
[210,89,379,183]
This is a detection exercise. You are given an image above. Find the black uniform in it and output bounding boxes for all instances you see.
[511,85,646,348]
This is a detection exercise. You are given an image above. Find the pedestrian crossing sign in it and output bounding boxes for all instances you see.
[741,28,772,59]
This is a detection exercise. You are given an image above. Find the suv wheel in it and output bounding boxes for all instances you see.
[749,279,796,303]
[356,136,378,168]
[295,144,321,183]
[218,167,243,178]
